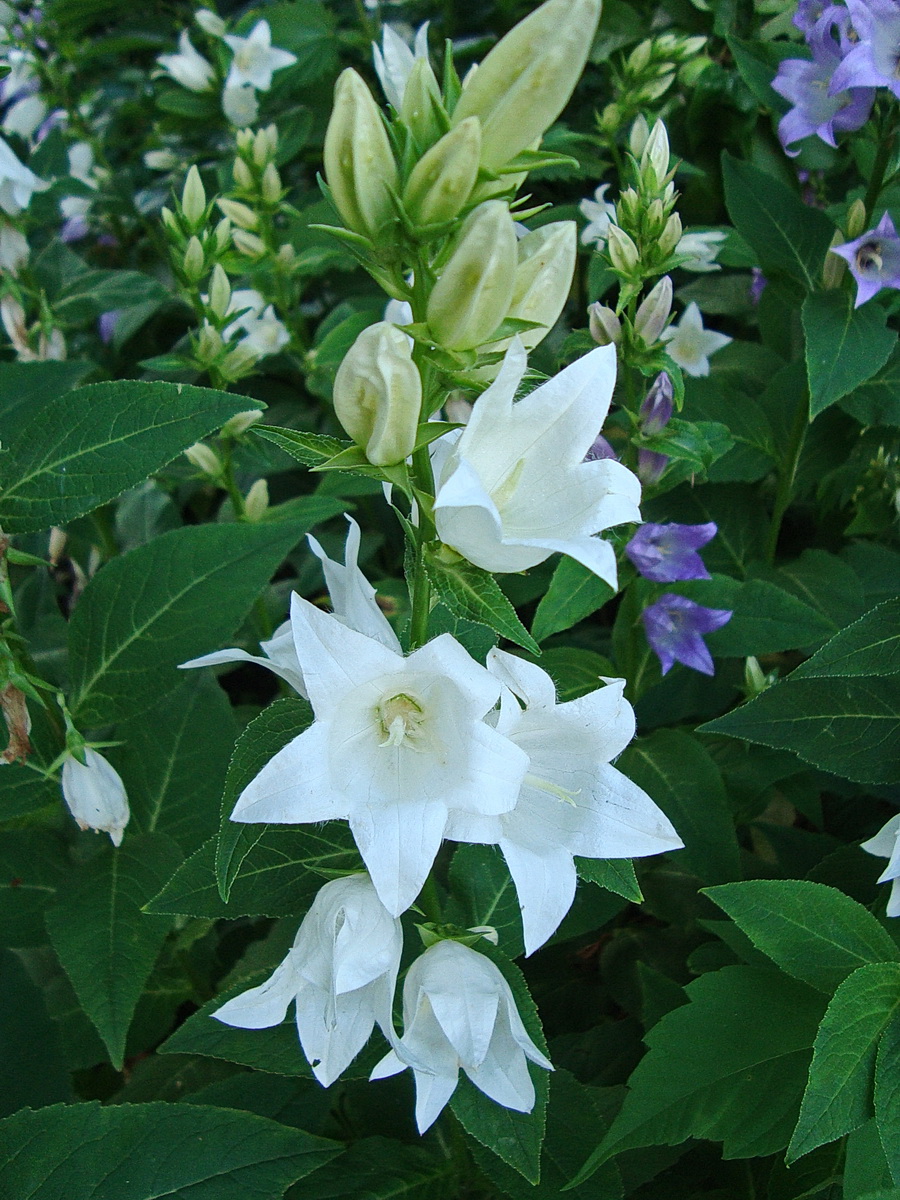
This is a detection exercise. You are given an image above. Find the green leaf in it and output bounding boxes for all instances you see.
[0,1101,339,1199]
[0,359,93,419]
[424,549,540,654]
[803,291,897,419]
[448,844,524,958]
[0,830,70,948]
[0,381,263,534]
[216,697,314,903]
[450,941,550,1183]
[617,730,740,884]
[875,1010,900,1183]
[532,557,615,642]
[788,963,900,1162]
[704,880,900,994]
[674,575,834,656]
[287,1137,455,1199]
[576,858,643,904]
[721,153,835,290]
[44,833,183,1069]
[0,947,72,1117]
[68,521,304,727]
[112,674,237,853]
[571,967,826,1183]
[145,826,360,918]
[840,344,900,427]
[535,647,617,702]
[702,599,900,784]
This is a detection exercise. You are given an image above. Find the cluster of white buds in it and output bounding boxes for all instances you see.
[597,32,710,137]
[222,125,291,264]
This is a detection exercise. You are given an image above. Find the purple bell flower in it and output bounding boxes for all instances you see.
[98,311,120,345]
[639,372,674,434]
[830,211,900,306]
[793,0,830,33]
[773,9,874,156]
[637,449,669,485]
[642,593,733,676]
[625,521,717,583]
[830,0,900,99]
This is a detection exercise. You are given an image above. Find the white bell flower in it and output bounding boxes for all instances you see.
[862,814,900,917]
[661,302,732,377]
[222,83,258,127]
[180,515,397,693]
[372,22,430,110]
[371,939,552,1132]
[224,21,297,92]
[432,338,641,587]
[447,651,683,955]
[157,30,216,93]
[0,134,48,215]
[675,230,727,272]
[214,873,402,1084]
[578,182,617,248]
[61,747,130,847]
[229,596,528,916]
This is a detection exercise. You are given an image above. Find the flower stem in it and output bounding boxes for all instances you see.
[864,119,897,221]
[765,390,809,564]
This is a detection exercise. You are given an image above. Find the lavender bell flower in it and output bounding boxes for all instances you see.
[639,372,674,434]
[773,9,874,156]
[98,311,120,345]
[830,212,900,306]
[793,0,829,34]
[642,593,732,676]
[830,0,900,99]
[626,521,717,583]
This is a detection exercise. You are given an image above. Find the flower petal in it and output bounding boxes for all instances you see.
[501,838,577,955]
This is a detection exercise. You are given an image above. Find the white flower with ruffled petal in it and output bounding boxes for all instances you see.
[224,21,297,92]
[675,230,727,272]
[447,651,683,954]
[372,22,430,109]
[661,302,731,377]
[214,874,402,1084]
[223,288,289,358]
[432,338,641,587]
[372,939,552,1131]
[862,814,900,917]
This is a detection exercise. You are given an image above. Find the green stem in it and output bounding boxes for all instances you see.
[863,118,896,220]
[219,446,247,519]
[765,390,809,564]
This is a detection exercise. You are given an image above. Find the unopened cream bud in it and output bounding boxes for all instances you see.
[427,200,518,351]
[403,118,481,227]
[634,275,673,347]
[182,235,205,281]
[629,114,650,158]
[641,72,675,102]
[744,656,768,697]
[628,39,653,72]
[333,321,422,466]
[233,157,254,191]
[451,0,601,172]
[641,120,671,191]
[607,224,640,274]
[219,343,260,379]
[61,748,130,847]
[506,221,576,348]
[253,128,271,167]
[400,57,444,150]
[235,128,254,154]
[144,148,179,171]
[213,216,232,252]
[217,198,259,230]
[324,68,399,238]
[617,187,641,225]
[232,229,267,258]
[221,408,263,437]
[185,442,223,476]
[195,323,224,361]
[262,124,278,159]
[588,302,621,346]
[160,206,180,238]
[846,198,867,240]
[276,243,295,266]
[657,212,683,257]
[208,264,232,318]
[181,165,206,229]
[243,478,269,520]
[261,162,282,205]
[195,8,226,36]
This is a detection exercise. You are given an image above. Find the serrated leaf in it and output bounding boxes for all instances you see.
[571,967,826,1184]
[576,858,643,903]
[44,833,183,1069]
[0,381,263,534]
[0,947,72,1116]
[840,344,900,427]
[875,1010,900,1183]
[288,1137,455,1199]
[532,557,615,643]
[216,697,314,902]
[789,963,900,1162]
[0,1101,339,1199]
[424,550,539,654]
[803,291,896,419]
[68,521,304,727]
[0,830,70,948]
[0,359,93,418]
[673,575,835,656]
[704,880,900,995]
[448,844,524,958]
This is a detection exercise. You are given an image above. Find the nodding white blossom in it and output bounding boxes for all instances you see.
[157,30,216,93]
[661,302,732,377]
[60,142,101,242]
[447,651,683,955]
[2,92,47,140]
[223,21,297,92]
[372,22,431,110]
[181,515,399,696]
[222,84,259,128]
[61,748,130,847]
[371,940,553,1132]
[226,592,528,917]
[0,220,28,274]
[578,183,617,248]
[675,230,727,273]
[862,815,900,917]
[432,338,641,588]
[222,288,290,358]
[214,874,403,1085]
[0,134,48,215]
[195,8,227,38]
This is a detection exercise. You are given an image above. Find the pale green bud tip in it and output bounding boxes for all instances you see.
[221,409,263,437]
[402,118,481,228]
[634,275,673,347]
[233,157,254,190]
[641,119,671,189]
[846,199,867,240]
[208,265,232,318]
[243,478,269,521]
[181,166,207,228]
[507,221,577,350]
[324,68,399,238]
[185,442,223,476]
[333,321,422,467]
[261,162,282,205]
[658,212,683,258]
[217,197,259,230]
[195,324,224,361]
[232,229,267,258]
[195,8,226,36]
[213,217,232,252]
[588,302,621,346]
[629,114,650,158]
[607,224,640,274]
[182,236,206,281]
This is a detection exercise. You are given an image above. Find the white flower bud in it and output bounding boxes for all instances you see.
[629,114,650,158]
[627,39,653,72]
[182,235,206,281]
[607,224,640,274]
[333,321,422,466]
[219,343,260,379]
[195,8,227,37]
[61,748,130,847]
[217,197,259,230]
[221,408,263,437]
[324,68,399,238]
[641,119,671,191]
[232,228,267,258]
[208,264,232,318]
[144,148,179,171]
[244,478,269,521]
[195,323,224,362]
[658,212,683,258]
[233,157,255,190]
[185,442,223,476]
[261,162,282,205]
[588,302,621,346]
[402,118,481,228]
[181,165,206,230]
[213,216,232,252]
[506,221,577,349]
[634,275,673,347]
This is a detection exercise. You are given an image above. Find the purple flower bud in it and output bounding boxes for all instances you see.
[637,448,669,485]
[749,267,767,305]
[639,372,674,434]
[98,311,120,345]
[584,434,617,462]
[625,521,717,583]
[642,593,732,676]
[830,212,900,306]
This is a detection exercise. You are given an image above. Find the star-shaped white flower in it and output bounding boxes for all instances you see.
[372,22,430,110]
[578,183,616,248]
[229,597,528,916]
[223,289,290,358]
[224,20,297,92]
[432,338,641,587]
[862,814,900,917]
[447,651,683,954]
[661,302,731,377]
[157,30,215,93]
[675,230,727,272]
